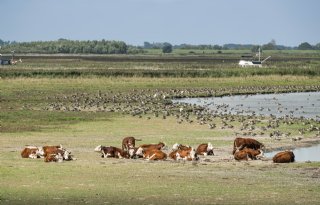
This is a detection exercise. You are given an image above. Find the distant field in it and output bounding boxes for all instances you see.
[1,51,320,78]
[1,53,320,204]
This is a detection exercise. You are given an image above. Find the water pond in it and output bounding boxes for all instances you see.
[173,92,320,120]
[264,144,320,162]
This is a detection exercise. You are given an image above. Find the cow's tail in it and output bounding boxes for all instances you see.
[135,138,142,141]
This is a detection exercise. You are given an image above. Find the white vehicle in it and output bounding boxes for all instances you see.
[239,48,271,67]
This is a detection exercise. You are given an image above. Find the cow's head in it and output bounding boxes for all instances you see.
[135,147,144,156]
[256,149,264,159]
[94,145,102,152]
[207,142,213,152]
[189,148,199,161]
[128,148,137,158]
[59,149,71,160]
[55,153,64,163]
[172,143,180,151]
[37,147,45,158]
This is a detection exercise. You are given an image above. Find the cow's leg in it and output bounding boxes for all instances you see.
[203,152,208,157]
[148,153,156,160]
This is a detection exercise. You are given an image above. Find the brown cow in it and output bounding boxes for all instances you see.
[172,143,191,151]
[139,148,167,160]
[21,146,44,159]
[196,142,214,156]
[234,148,264,161]
[139,142,166,150]
[44,153,64,163]
[43,145,63,157]
[233,137,265,154]
[273,151,295,163]
[94,145,129,159]
[169,147,198,161]
[122,136,142,151]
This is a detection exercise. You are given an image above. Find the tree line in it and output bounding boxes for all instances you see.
[1,38,319,55]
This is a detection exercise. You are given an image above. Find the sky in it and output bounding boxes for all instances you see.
[1,0,319,46]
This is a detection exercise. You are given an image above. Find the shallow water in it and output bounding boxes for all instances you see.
[264,144,320,162]
[173,92,320,120]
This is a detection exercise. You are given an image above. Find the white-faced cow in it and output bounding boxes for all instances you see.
[169,147,199,161]
[135,147,167,160]
[94,145,129,159]
[122,136,142,151]
[273,151,295,163]
[43,145,74,161]
[21,146,44,159]
[233,137,265,154]
[196,142,214,156]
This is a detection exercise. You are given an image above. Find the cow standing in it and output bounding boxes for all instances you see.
[122,136,142,151]
[233,137,265,154]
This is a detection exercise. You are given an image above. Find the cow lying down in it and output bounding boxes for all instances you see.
[94,145,129,159]
[21,145,75,162]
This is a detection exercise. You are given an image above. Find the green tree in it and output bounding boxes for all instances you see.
[298,42,313,50]
[162,43,172,53]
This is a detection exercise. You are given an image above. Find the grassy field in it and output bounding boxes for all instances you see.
[1,54,320,204]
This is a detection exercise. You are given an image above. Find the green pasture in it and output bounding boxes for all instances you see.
[1,53,320,204]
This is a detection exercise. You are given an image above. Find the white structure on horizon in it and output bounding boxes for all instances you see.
[239,47,271,67]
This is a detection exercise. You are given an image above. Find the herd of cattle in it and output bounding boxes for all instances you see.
[21,137,295,163]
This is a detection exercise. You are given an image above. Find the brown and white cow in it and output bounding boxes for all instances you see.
[196,142,214,156]
[233,137,265,154]
[43,145,63,157]
[135,147,167,160]
[43,145,74,161]
[94,145,129,159]
[44,153,64,163]
[21,146,44,159]
[234,148,264,161]
[122,136,142,151]
[169,147,199,161]
[273,151,295,163]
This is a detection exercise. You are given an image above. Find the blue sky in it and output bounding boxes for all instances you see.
[1,0,319,46]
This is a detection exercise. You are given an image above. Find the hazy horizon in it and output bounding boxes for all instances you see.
[1,0,319,47]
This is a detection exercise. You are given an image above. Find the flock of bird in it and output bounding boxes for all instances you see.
[43,85,320,141]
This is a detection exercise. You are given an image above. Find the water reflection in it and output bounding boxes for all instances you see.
[173,92,320,120]
[265,144,320,162]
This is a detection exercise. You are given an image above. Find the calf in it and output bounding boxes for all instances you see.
[169,147,198,161]
[196,142,214,156]
[234,148,264,161]
[21,146,44,159]
[273,151,295,163]
[233,137,265,154]
[122,136,141,151]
